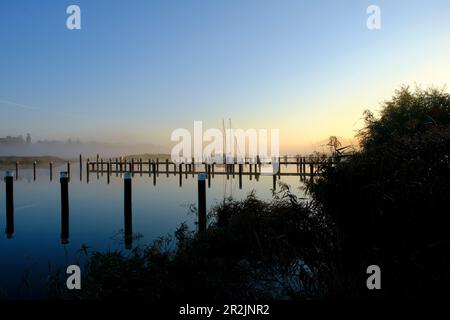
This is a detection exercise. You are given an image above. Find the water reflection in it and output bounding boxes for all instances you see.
[0,163,309,298]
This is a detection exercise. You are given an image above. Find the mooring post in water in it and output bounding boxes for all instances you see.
[60,172,69,243]
[123,172,132,249]
[179,163,182,187]
[49,161,53,181]
[5,171,14,238]
[100,158,103,176]
[15,161,19,180]
[207,165,211,188]
[67,161,71,181]
[152,161,157,185]
[310,162,314,177]
[197,173,207,234]
[273,173,277,190]
[33,161,36,181]
[278,157,281,178]
[80,155,83,181]
[60,172,70,244]
[156,158,159,177]
[166,159,169,177]
[107,162,110,184]
[239,163,243,189]
[86,159,90,183]
[148,159,151,177]
[139,158,143,176]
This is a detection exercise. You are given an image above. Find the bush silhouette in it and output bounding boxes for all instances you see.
[310,86,450,298]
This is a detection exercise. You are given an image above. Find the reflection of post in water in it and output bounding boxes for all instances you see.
[60,171,69,244]
[5,171,14,238]
[124,172,133,249]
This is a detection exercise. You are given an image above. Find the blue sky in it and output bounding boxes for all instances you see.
[1,0,450,152]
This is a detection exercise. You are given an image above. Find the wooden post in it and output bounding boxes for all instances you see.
[166,159,169,177]
[278,157,281,178]
[139,158,143,176]
[148,159,152,177]
[4,171,14,238]
[50,161,53,181]
[239,163,243,189]
[131,158,134,177]
[79,154,83,181]
[107,161,111,184]
[198,173,207,234]
[60,172,69,244]
[152,161,157,186]
[86,159,90,184]
[303,157,306,174]
[67,161,71,181]
[96,154,99,175]
[207,164,211,188]
[249,161,252,180]
[33,161,36,181]
[273,174,277,190]
[124,172,132,249]
[15,161,19,180]
[156,158,159,177]
[179,163,182,187]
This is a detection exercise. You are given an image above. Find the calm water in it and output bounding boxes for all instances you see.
[0,164,307,298]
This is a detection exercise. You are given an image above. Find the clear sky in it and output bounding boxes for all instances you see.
[1,0,450,153]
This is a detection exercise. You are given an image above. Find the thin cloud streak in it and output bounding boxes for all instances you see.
[0,99,38,111]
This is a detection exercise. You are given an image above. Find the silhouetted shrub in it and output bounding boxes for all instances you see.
[53,186,334,300]
[309,87,450,298]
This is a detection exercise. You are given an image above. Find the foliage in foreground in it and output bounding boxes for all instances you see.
[309,86,450,298]
[50,186,335,300]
